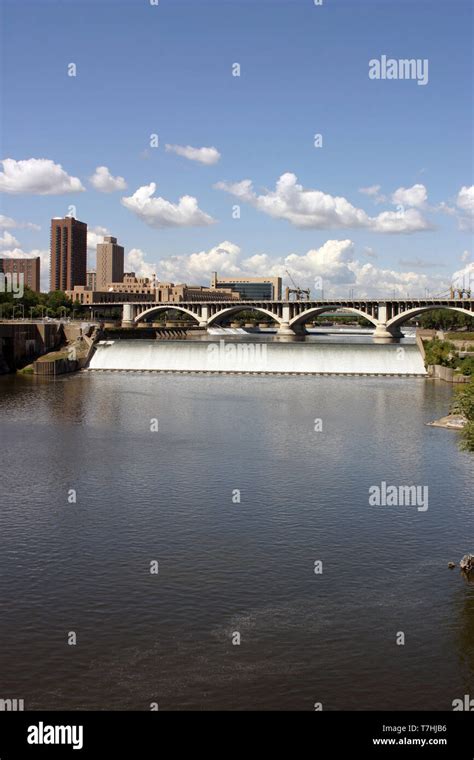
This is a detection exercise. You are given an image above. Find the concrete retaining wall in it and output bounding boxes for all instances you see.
[0,323,64,373]
[427,364,471,383]
[33,357,79,376]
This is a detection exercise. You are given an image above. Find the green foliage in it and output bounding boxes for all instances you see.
[0,287,75,318]
[451,378,474,420]
[446,332,474,342]
[460,421,474,452]
[451,378,474,452]
[419,309,474,330]
[423,337,457,368]
[454,356,474,376]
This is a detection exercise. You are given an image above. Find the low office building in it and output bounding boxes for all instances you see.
[67,287,156,305]
[67,273,155,302]
[210,272,282,300]
[155,283,239,302]
[67,277,240,305]
[107,273,156,294]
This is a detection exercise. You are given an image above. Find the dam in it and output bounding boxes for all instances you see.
[89,337,426,376]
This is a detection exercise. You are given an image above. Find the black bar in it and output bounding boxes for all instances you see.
[0,711,472,758]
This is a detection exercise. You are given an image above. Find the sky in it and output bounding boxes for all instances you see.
[0,0,473,296]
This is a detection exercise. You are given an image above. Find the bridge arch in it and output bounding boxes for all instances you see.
[207,305,280,326]
[386,305,474,330]
[134,305,201,324]
[289,306,379,329]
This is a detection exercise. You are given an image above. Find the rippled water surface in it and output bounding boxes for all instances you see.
[0,369,472,710]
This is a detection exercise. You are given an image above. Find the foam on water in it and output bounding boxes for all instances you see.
[89,339,426,375]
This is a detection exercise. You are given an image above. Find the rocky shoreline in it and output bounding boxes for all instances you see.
[426,414,466,430]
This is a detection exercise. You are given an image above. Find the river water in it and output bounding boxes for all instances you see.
[0,350,472,710]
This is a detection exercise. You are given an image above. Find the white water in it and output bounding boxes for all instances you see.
[207,327,248,335]
[89,339,426,375]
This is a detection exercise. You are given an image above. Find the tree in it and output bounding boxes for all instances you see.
[451,378,474,452]
[419,309,473,330]
[423,337,457,368]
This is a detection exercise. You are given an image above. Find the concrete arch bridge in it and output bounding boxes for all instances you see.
[117,298,474,338]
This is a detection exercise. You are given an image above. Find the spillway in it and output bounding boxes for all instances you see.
[88,339,426,375]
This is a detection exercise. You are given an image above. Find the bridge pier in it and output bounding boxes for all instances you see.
[198,306,209,329]
[122,303,137,327]
[373,323,403,340]
[275,321,306,340]
[276,322,296,335]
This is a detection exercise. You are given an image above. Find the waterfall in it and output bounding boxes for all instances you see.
[89,339,426,375]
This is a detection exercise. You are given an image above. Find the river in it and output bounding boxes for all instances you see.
[0,349,472,710]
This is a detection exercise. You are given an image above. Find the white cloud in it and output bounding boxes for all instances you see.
[0,214,40,231]
[158,241,242,283]
[369,208,432,233]
[0,158,84,195]
[125,248,157,279]
[215,173,432,233]
[153,239,451,298]
[165,144,221,165]
[0,231,20,249]
[452,262,474,291]
[87,225,109,252]
[436,201,456,216]
[90,166,127,192]
[456,185,474,231]
[121,183,215,229]
[359,184,381,197]
[359,184,386,203]
[391,183,427,208]
[457,185,474,214]
[284,240,357,285]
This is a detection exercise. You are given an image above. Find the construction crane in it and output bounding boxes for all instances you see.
[285,269,311,301]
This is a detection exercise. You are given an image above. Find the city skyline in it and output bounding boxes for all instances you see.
[1,0,472,296]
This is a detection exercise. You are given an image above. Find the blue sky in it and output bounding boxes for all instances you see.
[1,0,473,295]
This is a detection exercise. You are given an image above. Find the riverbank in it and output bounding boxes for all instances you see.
[426,413,466,430]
